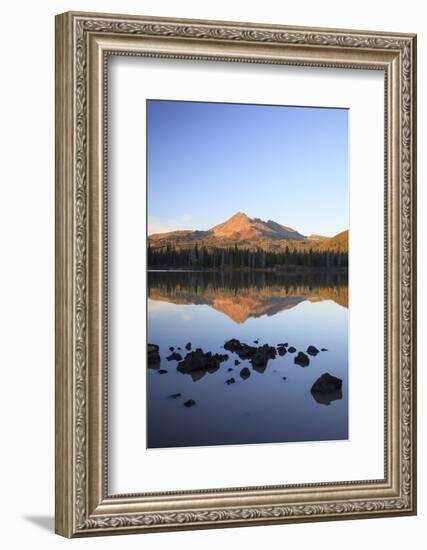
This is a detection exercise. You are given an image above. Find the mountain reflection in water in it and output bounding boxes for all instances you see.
[148,270,348,323]
[147,269,348,448]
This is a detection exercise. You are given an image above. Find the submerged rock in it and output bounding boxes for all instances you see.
[169,346,175,352]
[240,367,251,380]
[254,339,259,344]
[294,352,310,367]
[148,344,160,369]
[288,346,296,353]
[158,369,168,374]
[234,359,241,366]
[227,367,233,372]
[169,393,182,399]
[307,345,319,356]
[321,348,328,352]
[185,342,192,350]
[226,377,236,385]
[282,376,287,380]
[184,399,196,407]
[167,352,183,361]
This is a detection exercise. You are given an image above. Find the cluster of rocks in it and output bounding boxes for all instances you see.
[147,339,342,406]
[224,339,277,372]
[177,348,229,378]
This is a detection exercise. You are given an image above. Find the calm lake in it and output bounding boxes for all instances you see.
[147,270,348,448]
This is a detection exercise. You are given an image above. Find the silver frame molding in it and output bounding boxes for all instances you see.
[55,11,417,538]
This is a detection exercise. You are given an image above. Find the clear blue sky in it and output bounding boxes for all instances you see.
[147,100,348,237]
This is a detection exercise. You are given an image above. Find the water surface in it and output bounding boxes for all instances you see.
[147,270,348,448]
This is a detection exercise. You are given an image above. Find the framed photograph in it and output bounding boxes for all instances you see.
[55,11,417,537]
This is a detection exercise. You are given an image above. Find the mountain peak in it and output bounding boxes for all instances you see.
[211,212,255,237]
[229,211,250,221]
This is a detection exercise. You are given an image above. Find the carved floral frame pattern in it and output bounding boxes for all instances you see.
[55,12,416,537]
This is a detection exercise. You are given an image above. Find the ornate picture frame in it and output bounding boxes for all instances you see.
[55,11,417,537]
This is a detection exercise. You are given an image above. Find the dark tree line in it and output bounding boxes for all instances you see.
[148,244,348,270]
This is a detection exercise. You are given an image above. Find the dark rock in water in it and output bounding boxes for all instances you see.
[177,349,229,381]
[225,339,276,370]
[158,369,168,374]
[288,346,296,353]
[178,347,181,350]
[254,339,259,344]
[169,393,182,399]
[311,372,342,405]
[148,344,160,369]
[167,352,182,361]
[227,367,233,372]
[237,345,258,360]
[278,342,289,348]
[311,389,342,405]
[234,359,240,366]
[185,342,192,350]
[282,376,287,380]
[278,346,287,357]
[307,345,319,356]
[240,367,251,380]
[224,339,257,360]
[224,338,244,352]
[169,347,174,352]
[250,345,277,370]
[311,372,342,393]
[148,343,159,353]
[226,377,236,385]
[184,399,196,407]
[321,348,328,352]
[311,373,343,405]
[294,352,310,367]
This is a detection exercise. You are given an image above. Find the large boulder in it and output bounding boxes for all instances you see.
[311,374,343,405]
[294,351,310,367]
[311,372,342,393]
